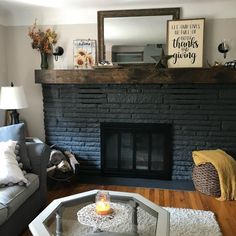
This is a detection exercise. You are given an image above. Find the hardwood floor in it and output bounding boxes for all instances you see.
[23,181,236,236]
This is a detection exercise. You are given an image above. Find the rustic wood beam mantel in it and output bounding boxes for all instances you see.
[35,65,236,84]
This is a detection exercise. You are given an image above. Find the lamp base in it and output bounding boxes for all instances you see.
[10,109,19,124]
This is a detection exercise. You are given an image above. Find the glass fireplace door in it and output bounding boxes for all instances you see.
[101,123,172,180]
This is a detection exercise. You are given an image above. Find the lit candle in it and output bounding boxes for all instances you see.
[95,191,113,215]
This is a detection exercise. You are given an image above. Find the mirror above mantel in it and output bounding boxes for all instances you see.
[97,8,180,64]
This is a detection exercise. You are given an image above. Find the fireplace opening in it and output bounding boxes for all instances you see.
[101,123,172,180]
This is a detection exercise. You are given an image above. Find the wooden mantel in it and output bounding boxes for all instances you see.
[35,65,236,84]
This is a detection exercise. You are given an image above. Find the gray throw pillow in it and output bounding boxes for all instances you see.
[0,123,31,170]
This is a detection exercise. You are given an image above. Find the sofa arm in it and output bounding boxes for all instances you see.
[26,143,51,206]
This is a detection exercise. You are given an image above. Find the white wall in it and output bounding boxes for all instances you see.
[3,18,236,139]
[5,24,97,140]
[0,25,8,126]
[1,1,236,26]
[204,18,236,65]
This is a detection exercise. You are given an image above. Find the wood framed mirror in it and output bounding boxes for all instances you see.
[97,8,180,64]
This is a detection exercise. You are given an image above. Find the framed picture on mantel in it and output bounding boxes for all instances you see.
[167,18,205,68]
[73,39,96,69]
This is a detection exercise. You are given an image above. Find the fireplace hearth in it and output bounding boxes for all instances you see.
[101,122,172,180]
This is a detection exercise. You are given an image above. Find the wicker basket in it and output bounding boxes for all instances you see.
[192,163,221,197]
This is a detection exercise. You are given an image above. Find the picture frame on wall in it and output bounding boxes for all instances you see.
[167,18,205,68]
[73,39,97,69]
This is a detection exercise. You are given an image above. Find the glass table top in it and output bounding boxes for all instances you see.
[29,190,170,236]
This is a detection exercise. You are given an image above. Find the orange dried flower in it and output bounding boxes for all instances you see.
[28,20,57,54]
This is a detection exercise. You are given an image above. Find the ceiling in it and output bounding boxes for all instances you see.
[0,0,236,26]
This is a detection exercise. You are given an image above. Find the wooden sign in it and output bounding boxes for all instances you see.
[167,18,205,68]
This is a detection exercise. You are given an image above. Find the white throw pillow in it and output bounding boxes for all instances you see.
[0,140,28,187]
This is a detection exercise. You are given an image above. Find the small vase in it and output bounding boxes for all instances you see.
[40,52,48,69]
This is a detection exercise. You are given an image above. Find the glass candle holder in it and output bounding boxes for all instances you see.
[95,191,113,215]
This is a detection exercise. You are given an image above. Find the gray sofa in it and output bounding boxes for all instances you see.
[0,138,50,235]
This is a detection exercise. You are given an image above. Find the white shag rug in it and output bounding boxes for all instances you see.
[48,205,222,236]
[164,207,222,236]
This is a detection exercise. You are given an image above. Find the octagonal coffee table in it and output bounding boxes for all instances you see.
[29,190,170,236]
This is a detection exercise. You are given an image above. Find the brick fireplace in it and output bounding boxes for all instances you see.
[42,83,236,180]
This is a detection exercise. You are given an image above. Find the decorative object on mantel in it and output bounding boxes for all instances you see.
[224,60,236,68]
[218,40,229,58]
[40,52,48,70]
[97,8,180,64]
[94,60,122,69]
[98,60,112,66]
[167,18,205,68]
[152,48,173,69]
[73,39,96,69]
[28,19,57,69]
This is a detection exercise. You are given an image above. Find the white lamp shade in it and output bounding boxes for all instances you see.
[0,86,28,110]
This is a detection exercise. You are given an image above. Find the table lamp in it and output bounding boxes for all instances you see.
[0,84,28,124]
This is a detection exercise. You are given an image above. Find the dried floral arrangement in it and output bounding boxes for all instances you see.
[28,20,57,54]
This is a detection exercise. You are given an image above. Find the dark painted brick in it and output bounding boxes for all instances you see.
[174,120,221,126]
[72,137,100,142]
[108,93,162,104]
[110,108,160,114]
[200,104,236,110]
[97,113,131,119]
[180,125,219,131]
[209,131,236,137]
[78,159,100,165]
[43,84,236,180]
[219,89,236,99]
[121,104,159,109]
[170,104,199,110]
[222,121,236,130]
[75,151,100,156]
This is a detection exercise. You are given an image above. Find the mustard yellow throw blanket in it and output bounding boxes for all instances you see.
[192,149,236,201]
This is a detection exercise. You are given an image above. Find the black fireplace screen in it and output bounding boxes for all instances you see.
[101,123,172,180]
